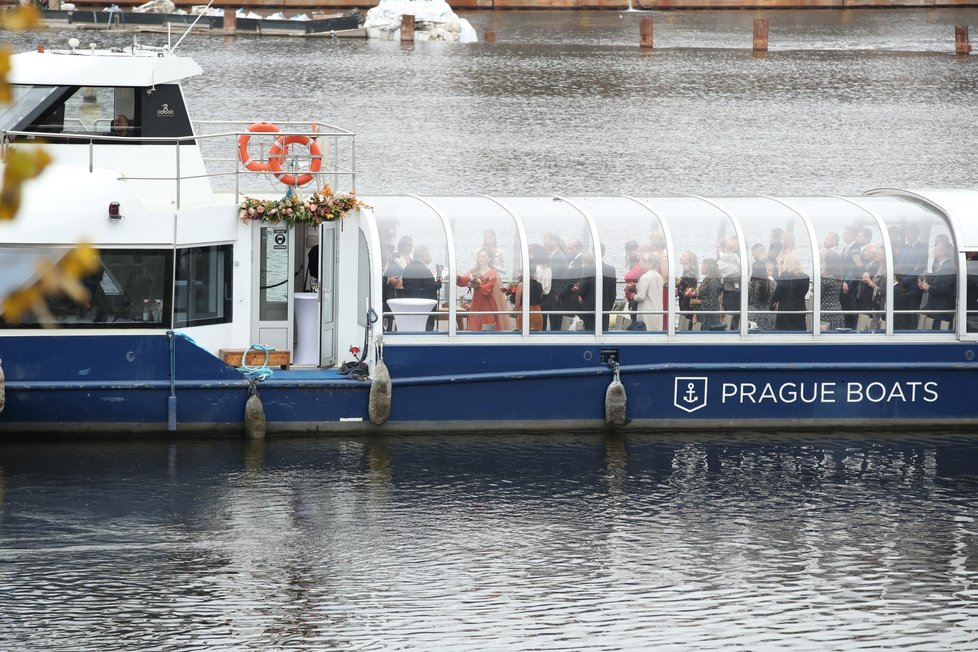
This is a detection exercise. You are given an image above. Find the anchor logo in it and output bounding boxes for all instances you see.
[674,376,708,413]
[157,103,175,117]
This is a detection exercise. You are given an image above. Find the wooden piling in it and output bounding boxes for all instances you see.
[639,17,653,49]
[484,30,496,43]
[753,18,768,52]
[955,26,971,55]
[222,11,236,35]
[401,14,415,43]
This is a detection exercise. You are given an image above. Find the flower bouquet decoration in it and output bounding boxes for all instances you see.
[239,185,365,227]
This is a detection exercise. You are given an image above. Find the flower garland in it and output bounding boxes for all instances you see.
[239,186,365,227]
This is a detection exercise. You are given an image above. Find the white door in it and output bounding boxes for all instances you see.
[319,221,338,367]
[251,223,294,354]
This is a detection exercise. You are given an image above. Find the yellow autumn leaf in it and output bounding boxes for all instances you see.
[0,48,10,105]
[0,6,40,32]
[0,148,51,220]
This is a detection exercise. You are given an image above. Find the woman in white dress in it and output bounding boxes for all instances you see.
[635,252,664,331]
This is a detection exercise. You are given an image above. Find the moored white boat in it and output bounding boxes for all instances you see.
[1,40,977,435]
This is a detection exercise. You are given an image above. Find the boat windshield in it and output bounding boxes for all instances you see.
[0,85,59,132]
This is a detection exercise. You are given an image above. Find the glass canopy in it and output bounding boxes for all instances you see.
[368,193,974,337]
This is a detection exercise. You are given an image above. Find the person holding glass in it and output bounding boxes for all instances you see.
[457,249,500,331]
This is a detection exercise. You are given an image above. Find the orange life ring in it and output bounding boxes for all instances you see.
[237,122,281,172]
[266,134,323,187]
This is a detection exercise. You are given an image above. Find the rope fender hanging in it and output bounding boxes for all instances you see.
[368,334,391,425]
[0,357,5,414]
[605,360,627,427]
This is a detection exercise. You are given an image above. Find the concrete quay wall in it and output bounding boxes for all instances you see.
[36,0,978,10]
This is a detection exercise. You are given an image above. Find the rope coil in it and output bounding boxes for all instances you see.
[241,344,274,382]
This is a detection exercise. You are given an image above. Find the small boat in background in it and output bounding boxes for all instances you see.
[39,7,363,36]
[1,40,977,435]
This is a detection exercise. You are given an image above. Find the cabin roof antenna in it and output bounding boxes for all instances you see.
[168,0,215,57]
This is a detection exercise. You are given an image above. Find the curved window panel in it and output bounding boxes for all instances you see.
[720,197,815,334]
[859,196,956,332]
[779,197,874,333]
[428,196,521,335]
[501,197,592,333]
[367,196,447,334]
[574,196,666,333]
[643,198,736,334]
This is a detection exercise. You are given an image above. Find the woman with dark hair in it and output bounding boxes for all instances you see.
[690,258,724,330]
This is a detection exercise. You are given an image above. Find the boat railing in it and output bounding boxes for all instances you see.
[194,120,357,198]
[0,120,356,209]
[385,303,956,335]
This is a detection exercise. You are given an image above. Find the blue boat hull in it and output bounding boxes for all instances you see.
[1,334,976,433]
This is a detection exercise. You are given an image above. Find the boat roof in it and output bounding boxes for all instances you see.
[8,47,202,87]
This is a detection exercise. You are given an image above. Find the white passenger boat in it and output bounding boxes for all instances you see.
[1,40,977,434]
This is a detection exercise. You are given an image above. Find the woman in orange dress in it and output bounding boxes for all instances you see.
[457,249,501,331]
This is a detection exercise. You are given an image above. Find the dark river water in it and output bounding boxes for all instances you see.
[2,433,978,649]
[3,8,978,649]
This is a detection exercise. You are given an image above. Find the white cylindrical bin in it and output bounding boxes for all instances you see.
[294,292,319,366]
[388,298,437,332]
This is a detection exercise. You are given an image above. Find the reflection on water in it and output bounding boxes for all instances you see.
[1,433,977,650]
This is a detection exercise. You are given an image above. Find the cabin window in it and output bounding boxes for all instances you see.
[22,86,140,139]
[371,196,451,334]
[0,247,172,328]
[10,84,191,142]
[174,245,233,328]
[444,196,521,334]
[62,86,137,137]
[572,196,664,333]
[664,201,741,334]
[863,197,957,332]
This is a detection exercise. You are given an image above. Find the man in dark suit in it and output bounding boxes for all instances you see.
[400,245,442,331]
[541,232,569,330]
[893,224,927,330]
[920,240,956,330]
[578,245,617,331]
[558,238,586,326]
